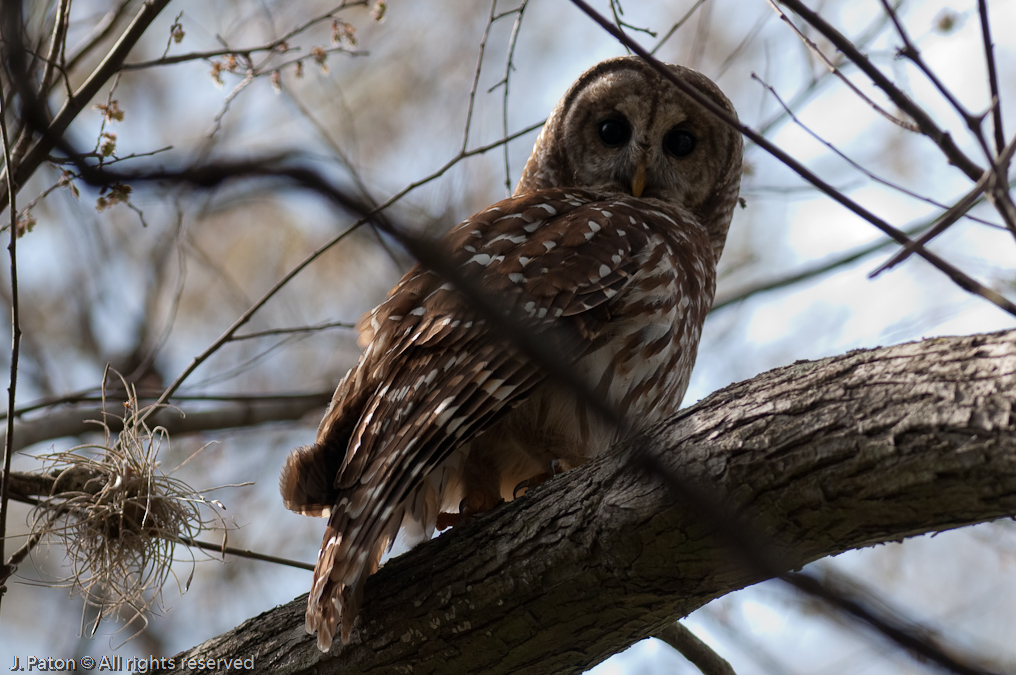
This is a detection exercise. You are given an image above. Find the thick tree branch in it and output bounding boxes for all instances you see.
[154,329,1016,675]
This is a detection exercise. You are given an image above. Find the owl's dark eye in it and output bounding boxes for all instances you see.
[664,128,697,157]
[598,118,631,147]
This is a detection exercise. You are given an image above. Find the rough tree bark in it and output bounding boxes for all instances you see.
[154,329,1016,675]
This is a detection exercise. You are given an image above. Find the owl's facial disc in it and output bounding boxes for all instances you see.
[549,60,738,210]
[514,55,742,256]
[566,78,704,202]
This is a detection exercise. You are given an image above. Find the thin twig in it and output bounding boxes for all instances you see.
[0,64,23,612]
[715,13,769,79]
[687,0,712,70]
[276,84,404,269]
[125,46,290,71]
[161,12,185,59]
[208,71,255,137]
[460,0,499,153]
[91,71,122,158]
[3,529,46,573]
[978,0,1005,157]
[232,320,356,341]
[608,0,656,43]
[767,0,917,132]
[650,0,707,56]
[492,2,528,195]
[177,536,314,571]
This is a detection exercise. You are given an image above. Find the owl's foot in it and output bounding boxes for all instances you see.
[436,490,504,529]
[512,459,564,498]
[435,511,460,530]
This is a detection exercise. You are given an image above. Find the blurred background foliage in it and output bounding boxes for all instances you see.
[2,0,1015,672]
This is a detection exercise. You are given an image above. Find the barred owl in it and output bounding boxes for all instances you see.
[281,56,742,651]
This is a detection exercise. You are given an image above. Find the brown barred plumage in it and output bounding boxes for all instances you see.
[281,56,743,650]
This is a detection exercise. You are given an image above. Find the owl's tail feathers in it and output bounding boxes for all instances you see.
[305,576,343,652]
[305,563,365,651]
[306,528,365,651]
[305,510,404,651]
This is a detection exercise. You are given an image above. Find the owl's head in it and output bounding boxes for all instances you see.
[516,56,743,261]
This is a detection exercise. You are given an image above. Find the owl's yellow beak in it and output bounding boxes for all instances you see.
[631,160,647,198]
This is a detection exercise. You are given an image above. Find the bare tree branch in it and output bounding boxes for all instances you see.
[656,622,738,675]
[766,0,917,132]
[878,0,982,139]
[752,72,1007,233]
[36,0,70,102]
[775,0,984,183]
[872,135,1016,275]
[0,0,174,211]
[3,393,329,454]
[0,33,22,611]
[978,0,1006,157]
[874,0,1016,239]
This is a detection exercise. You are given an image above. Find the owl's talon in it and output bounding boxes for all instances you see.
[513,473,548,498]
[438,492,503,529]
[513,459,568,498]
[514,459,567,498]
